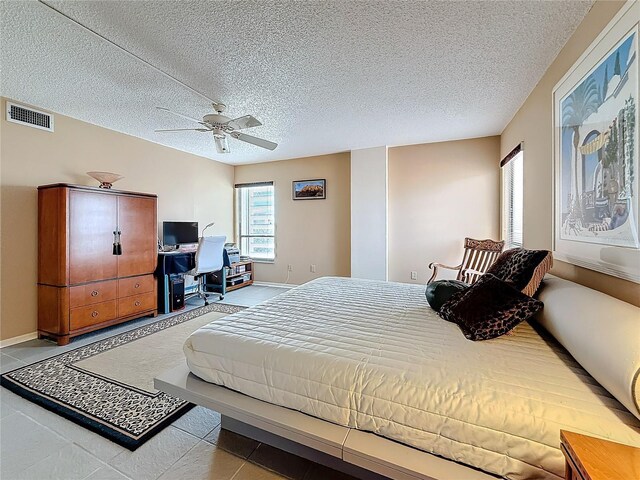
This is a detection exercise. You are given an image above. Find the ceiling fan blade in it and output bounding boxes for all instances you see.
[214,135,230,154]
[231,132,277,150]
[156,107,204,125]
[226,115,262,130]
[155,128,209,132]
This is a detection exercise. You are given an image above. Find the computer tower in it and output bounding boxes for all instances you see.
[169,276,185,311]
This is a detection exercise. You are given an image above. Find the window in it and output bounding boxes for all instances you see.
[501,146,523,249]
[236,182,275,261]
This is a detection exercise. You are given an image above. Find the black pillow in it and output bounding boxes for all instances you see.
[425,280,468,312]
[438,274,543,341]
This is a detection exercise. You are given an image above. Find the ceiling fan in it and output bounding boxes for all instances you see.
[155,103,277,154]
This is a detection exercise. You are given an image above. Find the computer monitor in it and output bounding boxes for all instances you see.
[162,221,198,246]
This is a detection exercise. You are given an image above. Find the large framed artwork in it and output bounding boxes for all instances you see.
[553,1,640,283]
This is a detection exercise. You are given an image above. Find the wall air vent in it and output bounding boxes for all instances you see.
[6,102,54,132]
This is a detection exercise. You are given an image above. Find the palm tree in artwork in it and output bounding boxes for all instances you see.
[562,76,601,227]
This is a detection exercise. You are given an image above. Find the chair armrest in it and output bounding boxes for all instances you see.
[429,262,462,271]
[427,262,462,284]
[460,268,485,283]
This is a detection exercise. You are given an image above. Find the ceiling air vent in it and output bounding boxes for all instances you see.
[6,102,54,132]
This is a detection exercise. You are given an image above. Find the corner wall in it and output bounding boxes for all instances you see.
[234,153,351,285]
[388,136,501,284]
[0,97,234,342]
[500,0,640,306]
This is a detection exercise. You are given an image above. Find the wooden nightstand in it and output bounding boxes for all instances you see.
[561,430,640,480]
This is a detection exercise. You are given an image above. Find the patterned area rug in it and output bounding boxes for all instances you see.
[0,303,244,450]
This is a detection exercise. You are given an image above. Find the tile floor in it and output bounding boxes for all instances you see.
[0,285,358,480]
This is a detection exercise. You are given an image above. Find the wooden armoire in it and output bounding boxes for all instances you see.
[38,184,158,345]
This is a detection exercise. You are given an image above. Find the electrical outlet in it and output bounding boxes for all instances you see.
[287,264,293,272]
[411,271,418,280]
[310,264,316,273]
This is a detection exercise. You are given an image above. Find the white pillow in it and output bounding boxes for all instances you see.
[537,276,640,420]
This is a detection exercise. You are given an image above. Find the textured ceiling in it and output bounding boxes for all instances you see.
[1,0,594,165]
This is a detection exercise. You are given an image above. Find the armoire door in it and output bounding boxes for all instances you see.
[69,190,118,284]
[117,195,157,277]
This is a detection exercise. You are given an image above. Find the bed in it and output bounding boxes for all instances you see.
[172,277,640,480]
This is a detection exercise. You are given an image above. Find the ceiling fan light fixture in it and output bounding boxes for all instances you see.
[214,135,230,154]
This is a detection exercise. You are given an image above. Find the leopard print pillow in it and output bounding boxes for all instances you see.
[436,288,467,322]
[439,273,543,341]
[486,248,553,297]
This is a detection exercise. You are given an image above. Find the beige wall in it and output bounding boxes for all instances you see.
[388,137,501,284]
[234,153,350,284]
[501,0,640,307]
[0,98,234,341]
[3,0,637,343]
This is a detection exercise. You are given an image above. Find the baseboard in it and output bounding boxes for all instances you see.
[0,332,38,349]
[253,281,296,289]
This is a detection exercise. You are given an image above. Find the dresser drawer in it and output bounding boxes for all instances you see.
[69,280,117,308]
[118,274,154,298]
[70,301,117,331]
[118,292,155,317]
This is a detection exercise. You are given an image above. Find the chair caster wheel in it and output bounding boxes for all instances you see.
[220,296,224,300]
[204,301,209,306]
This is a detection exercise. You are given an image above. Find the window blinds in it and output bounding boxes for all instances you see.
[501,145,523,249]
[234,181,274,188]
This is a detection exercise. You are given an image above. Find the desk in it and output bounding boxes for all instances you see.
[156,251,229,314]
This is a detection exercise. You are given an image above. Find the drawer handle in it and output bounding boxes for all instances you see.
[134,283,140,288]
[134,300,141,307]
[91,311,99,318]
[91,290,99,297]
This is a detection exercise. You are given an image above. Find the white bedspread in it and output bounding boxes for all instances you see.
[184,277,640,480]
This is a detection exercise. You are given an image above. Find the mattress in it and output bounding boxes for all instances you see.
[184,277,640,480]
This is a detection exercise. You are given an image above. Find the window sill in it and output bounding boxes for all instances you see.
[250,259,275,264]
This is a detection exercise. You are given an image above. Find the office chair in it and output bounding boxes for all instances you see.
[188,235,226,305]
